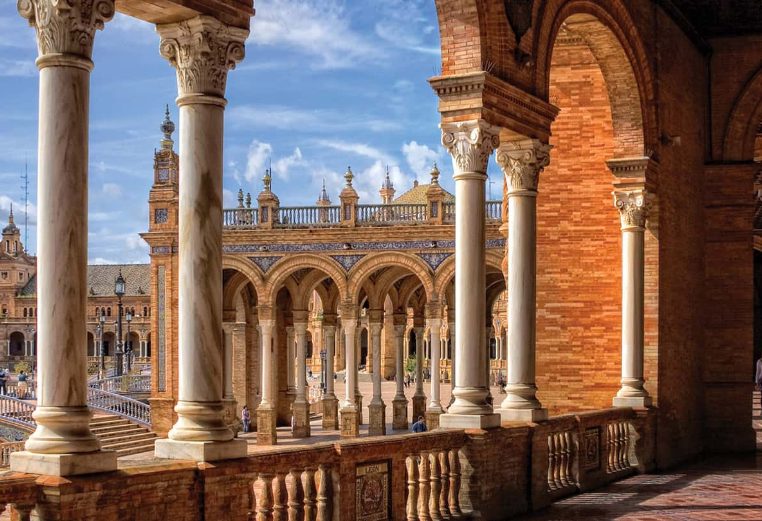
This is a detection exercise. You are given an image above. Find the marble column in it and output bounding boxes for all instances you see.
[322,322,339,429]
[256,317,277,445]
[612,189,652,408]
[339,313,359,437]
[439,120,500,429]
[425,313,443,430]
[412,326,426,421]
[223,327,234,400]
[495,138,551,423]
[368,317,385,435]
[392,319,408,430]
[485,325,493,405]
[286,326,296,409]
[12,0,118,477]
[154,16,248,461]
[292,320,310,437]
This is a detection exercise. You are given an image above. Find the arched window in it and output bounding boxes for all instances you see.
[143,306,148,317]
[23,308,27,318]
[107,307,112,317]
[95,307,100,317]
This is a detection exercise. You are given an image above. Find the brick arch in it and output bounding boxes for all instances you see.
[723,66,762,161]
[397,276,428,313]
[433,0,486,76]
[222,256,265,297]
[369,267,426,310]
[293,269,342,312]
[263,254,348,306]
[533,0,655,154]
[433,249,504,304]
[346,252,434,304]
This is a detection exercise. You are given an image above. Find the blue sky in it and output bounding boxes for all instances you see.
[0,0,502,264]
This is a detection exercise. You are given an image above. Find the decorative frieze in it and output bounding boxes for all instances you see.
[417,252,452,270]
[613,190,650,230]
[157,16,248,98]
[227,239,504,254]
[441,120,499,175]
[330,254,365,272]
[249,255,282,273]
[496,139,552,194]
[18,0,115,59]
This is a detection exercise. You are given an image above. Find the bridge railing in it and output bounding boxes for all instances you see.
[276,206,341,227]
[223,208,259,228]
[89,374,151,394]
[87,387,151,427]
[0,395,35,430]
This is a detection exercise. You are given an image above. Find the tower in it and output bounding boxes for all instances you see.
[2,205,22,256]
[147,105,179,233]
[379,167,395,204]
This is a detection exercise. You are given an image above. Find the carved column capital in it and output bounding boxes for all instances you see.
[18,0,115,64]
[613,189,650,230]
[496,139,552,195]
[441,120,499,177]
[157,15,248,100]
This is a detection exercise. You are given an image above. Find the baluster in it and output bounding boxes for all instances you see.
[438,451,451,520]
[616,423,624,471]
[547,435,556,490]
[618,422,627,469]
[272,473,287,521]
[429,452,442,521]
[406,456,419,521]
[564,431,574,487]
[448,449,461,519]
[286,469,303,521]
[316,465,331,521]
[607,424,616,472]
[418,452,431,521]
[559,433,568,487]
[303,468,317,521]
[256,474,274,521]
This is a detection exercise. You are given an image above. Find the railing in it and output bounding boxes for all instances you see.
[276,206,341,227]
[547,429,576,493]
[0,441,25,468]
[356,204,427,225]
[87,387,151,427]
[253,465,334,521]
[89,374,151,394]
[223,208,259,228]
[442,202,455,223]
[0,396,35,430]
[405,448,462,520]
[606,419,632,473]
[485,200,502,221]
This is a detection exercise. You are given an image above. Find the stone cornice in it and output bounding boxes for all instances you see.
[496,139,552,195]
[157,15,248,99]
[430,71,559,142]
[606,156,659,194]
[18,0,115,61]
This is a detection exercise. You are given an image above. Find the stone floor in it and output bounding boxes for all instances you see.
[513,454,762,521]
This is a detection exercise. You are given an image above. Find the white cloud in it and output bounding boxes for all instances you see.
[273,147,304,181]
[228,104,400,133]
[0,58,35,77]
[402,141,440,179]
[249,0,382,69]
[244,140,273,183]
[108,13,156,44]
[353,160,411,202]
[374,0,441,55]
[102,183,122,197]
[314,140,393,164]
[0,195,37,226]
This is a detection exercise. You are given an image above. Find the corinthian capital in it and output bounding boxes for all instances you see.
[496,139,552,194]
[18,0,115,61]
[157,16,249,99]
[613,189,650,230]
[441,120,499,176]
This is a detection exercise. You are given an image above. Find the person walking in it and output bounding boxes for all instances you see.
[411,415,427,433]
[17,371,28,399]
[242,405,251,433]
[0,368,7,395]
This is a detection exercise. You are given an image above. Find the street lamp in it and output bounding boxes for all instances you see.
[319,349,326,395]
[125,310,132,373]
[97,314,106,374]
[114,271,125,377]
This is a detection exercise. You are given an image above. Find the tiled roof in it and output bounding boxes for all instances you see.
[20,264,151,297]
[393,183,455,205]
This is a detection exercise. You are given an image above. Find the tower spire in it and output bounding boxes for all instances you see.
[160,104,175,150]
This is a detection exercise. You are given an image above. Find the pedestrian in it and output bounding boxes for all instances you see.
[411,415,427,433]
[756,357,762,411]
[404,374,410,388]
[0,368,6,395]
[17,370,28,399]
[241,404,251,433]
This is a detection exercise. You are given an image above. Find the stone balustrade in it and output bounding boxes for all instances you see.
[222,201,502,230]
[0,441,25,468]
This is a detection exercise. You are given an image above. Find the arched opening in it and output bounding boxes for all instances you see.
[87,332,95,357]
[102,331,115,356]
[533,12,650,414]
[8,332,24,357]
[359,327,368,369]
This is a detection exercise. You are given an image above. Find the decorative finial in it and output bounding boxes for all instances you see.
[318,178,331,204]
[8,203,13,224]
[430,162,440,185]
[263,168,272,191]
[344,166,354,187]
[382,166,394,190]
[245,192,252,208]
[237,188,244,208]
[160,104,175,142]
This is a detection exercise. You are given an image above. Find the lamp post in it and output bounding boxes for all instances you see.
[320,349,326,395]
[114,271,125,377]
[97,314,106,375]
[125,311,133,373]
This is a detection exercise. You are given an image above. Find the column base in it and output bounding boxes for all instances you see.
[368,402,386,436]
[340,406,359,438]
[613,396,652,408]
[496,407,548,422]
[412,394,426,421]
[439,413,501,430]
[392,397,408,430]
[10,450,117,477]
[322,396,339,430]
[154,438,247,462]
[292,401,311,438]
[425,407,443,430]
[256,407,278,445]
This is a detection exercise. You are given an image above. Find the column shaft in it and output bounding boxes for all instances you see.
[428,319,442,411]
[394,326,405,400]
[324,327,336,398]
[294,324,307,403]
